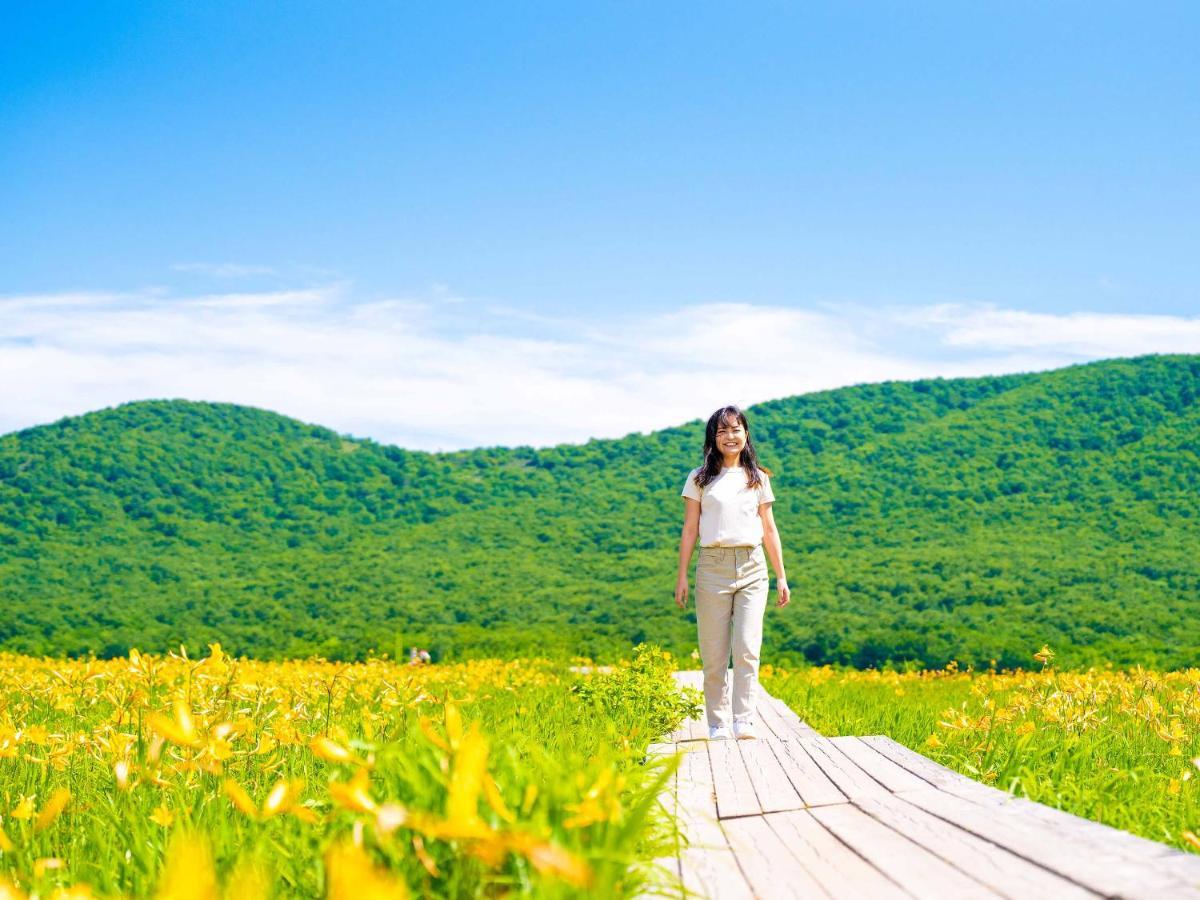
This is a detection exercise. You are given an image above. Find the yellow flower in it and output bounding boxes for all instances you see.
[502,830,592,888]
[10,796,35,820]
[153,832,218,900]
[150,804,175,828]
[309,736,361,766]
[34,787,70,832]
[222,779,259,820]
[374,803,408,836]
[49,884,95,899]
[925,733,942,749]
[261,779,306,819]
[148,699,201,749]
[444,725,490,837]
[329,768,377,815]
[222,856,271,900]
[323,840,409,900]
[482,774,515,824]
[33,858,65,878]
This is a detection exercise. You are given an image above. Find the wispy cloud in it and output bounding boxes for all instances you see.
[172,262,277,278]
[903,304,1200,356]
[1,289,1198,450]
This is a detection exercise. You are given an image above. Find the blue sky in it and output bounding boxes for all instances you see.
[2,2,1198,449]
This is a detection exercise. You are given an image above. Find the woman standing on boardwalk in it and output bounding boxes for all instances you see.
[675,405,790,741]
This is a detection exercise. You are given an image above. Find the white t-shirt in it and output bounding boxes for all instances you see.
[681,466,775,547]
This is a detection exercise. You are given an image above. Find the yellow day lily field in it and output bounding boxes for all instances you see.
[0,643,700,899]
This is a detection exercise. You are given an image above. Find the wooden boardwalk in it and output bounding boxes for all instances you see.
[642,671,1200,899]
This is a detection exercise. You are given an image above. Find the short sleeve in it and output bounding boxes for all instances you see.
[757,473,775,505]
[681,468,702,501]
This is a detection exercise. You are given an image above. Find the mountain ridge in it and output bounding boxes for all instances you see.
[2,354,1198,668]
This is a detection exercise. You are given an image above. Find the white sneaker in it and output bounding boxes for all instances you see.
[708,724,733,741]
[733,721,758,740]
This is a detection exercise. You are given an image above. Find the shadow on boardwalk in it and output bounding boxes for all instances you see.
[639,670,1200,900]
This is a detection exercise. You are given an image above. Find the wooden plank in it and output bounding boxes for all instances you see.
[930,790,1200,894]
[640,743,682,897]
[979,792,1200,869]
[854,793,1100,899]
[770,737,846,808]
[708,738,761,819]
[668,715,704,742]
[863,737,1200,888]
[676,744,721,843]
[898,787,1197,898]
[858,735,1007,800]
[754,693,795,741]
[722,815,829,898]
[675,742,754,898]
[737,738,804,813]
[810,802,1001,898]
[827,736,931,794]
[798,736,891,800]
[764,809,909,900]
[765,695,821,737]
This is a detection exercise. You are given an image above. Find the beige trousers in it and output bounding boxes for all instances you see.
[694,544,769,728]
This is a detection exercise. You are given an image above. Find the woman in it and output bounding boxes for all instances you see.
[675,405,790,741]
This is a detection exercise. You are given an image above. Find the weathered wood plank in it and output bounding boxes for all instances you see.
[642,750,682,897]
[764,809,909,900]
[899,786,1198,898]
[863,736,1200,889]
[754,695,796,741]
[686,717,709,742]
[656,681,1200,900]
[810,802,1001,898]
[976,792,1200,873]
[722,815,829,898]
[858,735,1009,801]
[675,742,754,898]
[770,736,846,807]
[827,736,930,793]
[798,735,891,800]
[854,793,1100,899]
[708,738,761,819]
[765,695,820,737]
[737,737,805,813]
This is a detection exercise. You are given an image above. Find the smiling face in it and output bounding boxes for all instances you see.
[716,415,747,464]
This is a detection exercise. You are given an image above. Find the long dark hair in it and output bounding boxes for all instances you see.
[692,405,773,491]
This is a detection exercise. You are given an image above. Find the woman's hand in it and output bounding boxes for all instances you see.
[776,579,791,609]
[675,575,690,609]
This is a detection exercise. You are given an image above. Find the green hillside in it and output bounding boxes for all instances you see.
[2,355,1198,668]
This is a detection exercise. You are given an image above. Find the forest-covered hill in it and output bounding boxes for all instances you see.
[2,355,1198,668]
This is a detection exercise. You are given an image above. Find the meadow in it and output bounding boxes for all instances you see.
[763,652,1200,854]
[0,644,699,899]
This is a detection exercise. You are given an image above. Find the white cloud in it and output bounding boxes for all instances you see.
[904,304,1200,356]
[1,289,1197,451]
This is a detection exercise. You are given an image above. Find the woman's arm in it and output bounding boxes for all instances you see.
[760,502,791,608]
[675,498,701,609]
